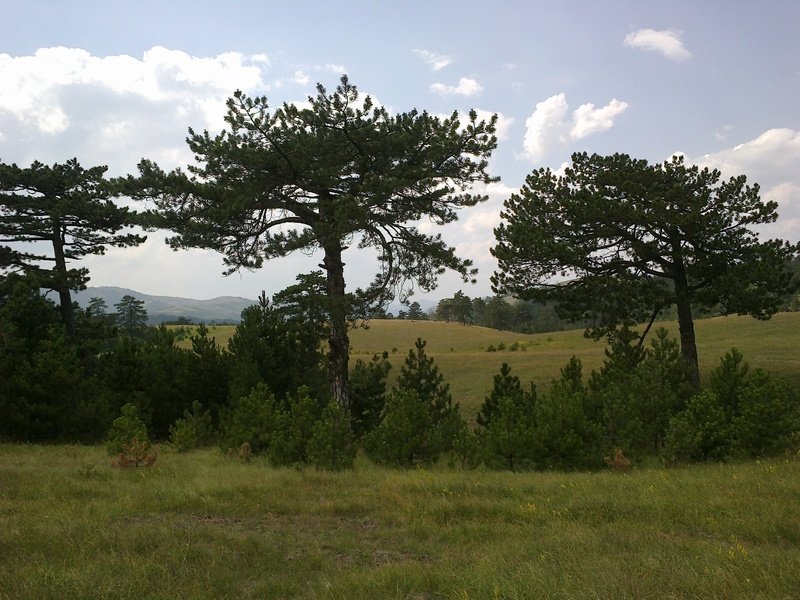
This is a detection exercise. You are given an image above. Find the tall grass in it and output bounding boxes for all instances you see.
[1,444,799,599]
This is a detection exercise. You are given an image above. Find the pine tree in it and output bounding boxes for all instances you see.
[0,158,145,335]
[128,76,497,409]
[477,362,529,427]
[114,295,148,335]
[394,338,455,425]
[493,152,798,390]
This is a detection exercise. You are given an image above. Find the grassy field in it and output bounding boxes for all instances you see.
[3,314,799,598]
[1,445,799,599]
[190,312,800,416]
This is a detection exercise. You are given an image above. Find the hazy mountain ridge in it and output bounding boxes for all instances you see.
[71,286,443,323]
[72,286,257,324]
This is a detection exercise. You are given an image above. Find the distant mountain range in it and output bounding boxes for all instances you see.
[72,286,440,324]
[72,286,257,324]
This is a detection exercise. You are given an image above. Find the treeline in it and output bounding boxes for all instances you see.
[396,269,800,334]
[390,292,594,334]
[2,272,798,471]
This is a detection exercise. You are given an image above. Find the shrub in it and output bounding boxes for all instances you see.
[734,373,800,456]
[450,424,482,470]
[482,395,538,471]
[394,337,460,451]
[268,387,323,466]
[588,328,692,457]
[477,362,528,428]
[112,438,158,469]
[531,358,603,471]
[227,295,327,403]
[307,400,357,470]
[169,400,215,452]
[219,383,279,454]
[663,390,732,463]
[106,403,149,455]
[349,351,391,438]
[363,389,442,467]
[663,348,800,462]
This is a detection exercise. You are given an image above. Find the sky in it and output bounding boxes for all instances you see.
[1,1,799,303]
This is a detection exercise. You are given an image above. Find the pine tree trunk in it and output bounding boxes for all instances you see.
[673,262,700,393]
[322,243,350,410]
[51,222,75,337]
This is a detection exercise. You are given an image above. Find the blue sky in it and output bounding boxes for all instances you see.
[1,1,798,302]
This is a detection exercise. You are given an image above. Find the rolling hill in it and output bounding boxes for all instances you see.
[72,286,257,324]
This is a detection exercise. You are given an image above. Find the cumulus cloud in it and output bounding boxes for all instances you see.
[522,93,628,162]
[292,70,310,85]
[0,46,269,172]
[413,49,452,71]
[685,128,800,242]
[430,77,483,97]
[695,128,800,188]
[523,94,569,162]
[471,109,514,141]
[624,29,691,61]
[570,99,629,139]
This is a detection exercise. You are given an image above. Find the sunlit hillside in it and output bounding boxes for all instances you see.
[187,312,800,417]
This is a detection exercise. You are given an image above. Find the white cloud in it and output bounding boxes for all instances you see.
[471,109,514,141]
[624,29,691,61]
[430,77,483,97]
[570,99,629,139]
[695,128,800,188]
[522,93,628,162]
[292,70,310,85]
[0,46,267,141]
[322,63,347,74]
[685,128,800,242]
[0,46,270,173]
[413,49,452,71]
[552,161,571,178]
[523,93,569,162]
[764,182,800,210]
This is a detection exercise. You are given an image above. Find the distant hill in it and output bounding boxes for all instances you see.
[72,286,256,324]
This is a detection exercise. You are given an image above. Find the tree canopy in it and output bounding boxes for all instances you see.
[129,75,498,407]
[0,158,145,334]
[492,152,797,389]
[114,294,148,335]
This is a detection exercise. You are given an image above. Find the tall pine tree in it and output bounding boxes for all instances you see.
[0,158,145,335]
[128,76,497,408]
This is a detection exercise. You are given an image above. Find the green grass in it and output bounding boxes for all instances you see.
[1,444,799,599]
[183,312,800,416]
[4,314,799,598]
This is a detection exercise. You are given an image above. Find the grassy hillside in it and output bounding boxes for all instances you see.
[1,444,798,599]
[190,312,800,416]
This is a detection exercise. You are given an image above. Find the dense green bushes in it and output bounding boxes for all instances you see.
[664,349,800,463]
[1,276,797,471]
[473,329,799,471]
[218,383,355,470]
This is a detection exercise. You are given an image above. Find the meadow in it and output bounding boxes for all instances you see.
[1,312,798,598]
[1,445,799,599]
[195,312,800,417]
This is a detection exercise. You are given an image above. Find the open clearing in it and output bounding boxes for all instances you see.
[191,312,800,415]
[1,445,799,599]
